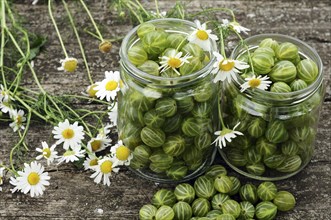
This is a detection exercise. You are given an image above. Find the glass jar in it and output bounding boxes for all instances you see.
[219,34,325,181]
[118,18,218,183]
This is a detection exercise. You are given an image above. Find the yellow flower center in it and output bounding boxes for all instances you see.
[89,159,98,166]
[87,84,98,97]
[63,150,75,156]
[219,60,235,71]
[62,128,75,139]
[196,30,209,40]
[63,59,78,72]
[27,172,40,185]
[17,115,22,124]
[105,80,118,91]
[248,78,262,88]
[100,160,113,174]
[91,140,102,152]
[43,148,51,158]
[116,145,130,161]
[168,57,182,68]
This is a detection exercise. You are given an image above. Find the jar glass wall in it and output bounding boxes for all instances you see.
[118,19,218,183]
[219,34,325,181]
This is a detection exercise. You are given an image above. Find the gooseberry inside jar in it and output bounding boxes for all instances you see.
[219,34,325,181]
[118,19,218,183]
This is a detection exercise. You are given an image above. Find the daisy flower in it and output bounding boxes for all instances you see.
[87,134,112,153]
[212,52,249,83]
[108,103,118,126]
[9,161,50,197]
[85,84,98,98]
[9,109,26,132]
[83,153,99,170]
[240,75,272,92]
[36,142,58,166]
[0,84,13,102]
[58,57,78,72]
[188,20,219,51]
[90,156,120,186]
[222,19,250,34]
[52,119,85,150]
[0,167,5,192]
[110,140,133,166]
[159,50,192,75]
[95,71,121,102]
[57,148,85,164]
[0,100,12,114]
[213,123,243,149]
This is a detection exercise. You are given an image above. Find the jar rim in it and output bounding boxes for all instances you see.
[120,18,217,87]
[230,33,324,103]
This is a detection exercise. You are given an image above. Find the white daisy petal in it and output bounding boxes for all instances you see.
[90,156,120,186]
[110,141,133,166]
[188,20,219,51]
[213,123,243,149]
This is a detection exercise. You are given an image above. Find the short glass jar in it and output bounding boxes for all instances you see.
[118,18,218,183]
[219,34,325,181]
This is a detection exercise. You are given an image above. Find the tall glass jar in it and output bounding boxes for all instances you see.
[118,19,218,183]
[219,34,325,181]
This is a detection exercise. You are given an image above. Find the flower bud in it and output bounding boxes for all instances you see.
[99,40,112,53]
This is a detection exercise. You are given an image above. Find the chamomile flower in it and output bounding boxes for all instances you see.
[9,109,26,132]
[108,103,118,126]
[213,123,243,149]
[52,119,85,150]
[222,19,250,34]
[0,167,5,191]
[57,148,85,164]
[240,75,272,92]
[87,134,111,153]
[110,140,133,166]
[188,20,219,51]
[159,50,192,75]
[90,156,120,186]
[212,52,249,83]
[58,57,78,72]
[36,142,58,166]
[85,84,98,98]
[0,84,12,102]
[83,153,99,170]
[0,100,12,114]
[95,71,121,101]
[9,161,50,197]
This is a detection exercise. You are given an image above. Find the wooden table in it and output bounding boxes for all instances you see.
[0,0,330,219]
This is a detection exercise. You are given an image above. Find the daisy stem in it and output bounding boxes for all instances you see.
[217,89,226,129]
[154,0,160,17]
[63,0,93,85]
[133,0,149,17]
[79,0,104,42]
[121,1,144,24]
[0,0,7,90]
[219,27,226,58]
[234,31,255,75]
[48,0,68,58]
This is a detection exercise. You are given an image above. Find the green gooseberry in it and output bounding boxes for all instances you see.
[259,38,279,52]
[206,210,223,218]
[228,176,241,196]
[194,175,216,200]
[167,33,187,50]
[155,97,177,117]
[255,201,277,220]
[141,126,166,148]
[281,140,300,156]
[183,145,203,164]
[216,214,236,220]
[194,132,212,151]
[133,144,152,164]
[191,198,211,217]
[130,156,148,170]
[181,42,205,61]
[251,52,275,74]
[137,60,160,76]
[151,189,177,208]
[214,175,233,194]
[162,135,186,157]
[257,182,278,201]
[244,147,262,164]
[128,45,148,66]
[263,153,286,169]
[253,47,275,57]
[290,126,310,142]
[226,148,248,167]
[162,114,182,133]
[155,205,175,220]
[179,57,202,76]
[269,60,297,83]
[246,163,266,176]
[137,23,156,38]
[221,199,241,219]
[142,30,169,56]
[128,90,154,111]
[276,42,299,62]
[239,201,255,220]
[205,165,228,178]
[174,183,195,204]
[297,58,319,84]
[265,120,289,144]
[139,204,157,220]
[290,79,308,91]
[172,201,192,220]
[174,95,194,114]
[270,82,292,93]
[143,109,165,128]
[276,155,302,173]
[125,106,145,126]
[149,150,174,167]
[273,191,296,211]
[239,183,258,204]
[211,193,230,211]
[228,134,251,150]
[193,81,214,102]
[191,101,212,118]
[247,117,267,138]
[181,117,202,137]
